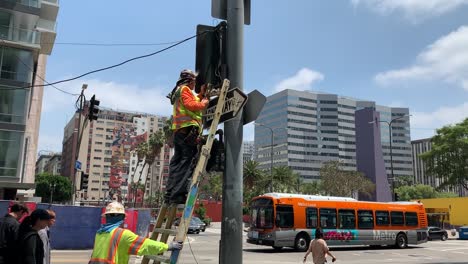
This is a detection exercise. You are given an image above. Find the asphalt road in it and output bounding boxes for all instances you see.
[52,227,468,264]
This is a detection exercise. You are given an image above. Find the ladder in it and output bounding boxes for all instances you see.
[142,79,230,264]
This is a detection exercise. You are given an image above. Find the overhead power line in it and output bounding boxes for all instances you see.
[52,41,181,46]
[21,29,213,89]
[0,39,79,96]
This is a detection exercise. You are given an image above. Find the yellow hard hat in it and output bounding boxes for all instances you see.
[103,201,125,215]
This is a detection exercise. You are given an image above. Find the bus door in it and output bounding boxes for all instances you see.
[275,205,295,245]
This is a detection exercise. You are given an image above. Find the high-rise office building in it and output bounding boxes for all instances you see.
[0,0,58,199]
[243,141,254,163]
[254,89,412,182]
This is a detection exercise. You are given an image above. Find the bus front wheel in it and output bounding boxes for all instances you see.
[294,234,309,252]
[395,233,408,249]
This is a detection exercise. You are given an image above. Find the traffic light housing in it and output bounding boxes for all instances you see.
[80,172,89,191]
[88,95,100,121]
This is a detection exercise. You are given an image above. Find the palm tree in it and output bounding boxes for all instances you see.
[272,166,300,193]
[243,160,266,191]
[139,131,165,202]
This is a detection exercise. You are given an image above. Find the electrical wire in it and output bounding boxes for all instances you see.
[0,38,80,96]
[52,41,181,46]
[186,235,199,264]
[21,29,214,89]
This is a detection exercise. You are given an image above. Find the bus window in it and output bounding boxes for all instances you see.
[358,210,374,229]
[319,208,337,229]
[338,209,355,229]
[391,211,404,225]
[376,211,390,225]
[306,208,318,228]
[258,207,274,228]
[276,206,294,228]
[405,212,418,226]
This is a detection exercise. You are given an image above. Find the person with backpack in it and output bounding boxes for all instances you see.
[17,209,52,264]
[164,69,209,204]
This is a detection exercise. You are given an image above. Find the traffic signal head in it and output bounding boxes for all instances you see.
[80,172,89,191]
[88,95,100,121]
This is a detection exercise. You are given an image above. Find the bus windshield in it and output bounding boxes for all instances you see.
[250,198,274,228]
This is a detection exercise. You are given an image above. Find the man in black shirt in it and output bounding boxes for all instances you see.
[0,203,29,264]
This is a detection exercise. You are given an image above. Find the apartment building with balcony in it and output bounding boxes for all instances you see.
[62,106,171,203]
[0,0,58,199]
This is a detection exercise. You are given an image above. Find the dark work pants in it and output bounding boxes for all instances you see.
[165,127,198,203]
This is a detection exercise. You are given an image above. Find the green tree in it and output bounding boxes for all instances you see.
[320,161,375,197]
[301,181,322,195]
[243,160,266,191]
[201,172,223,201]
[394,175,414,188]
[421,118,468,192]
[35,173,72,203]
[395,184,438,201]
[272,166,300,193]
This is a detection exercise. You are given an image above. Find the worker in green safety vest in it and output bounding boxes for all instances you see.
[88,202,182,264]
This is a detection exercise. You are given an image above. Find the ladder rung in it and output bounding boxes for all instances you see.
[145,254,170,263]
[153,228,177,235]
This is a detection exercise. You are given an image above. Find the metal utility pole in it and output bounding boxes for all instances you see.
[220,0,244,263]
[370,114,411,201]
[72,84,87,204]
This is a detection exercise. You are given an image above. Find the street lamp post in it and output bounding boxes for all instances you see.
[49,182,56,204]
[370,114,411,201]
[255,123,287,193]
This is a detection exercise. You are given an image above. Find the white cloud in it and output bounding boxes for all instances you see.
[43,79,172,116]
[39,79,172,152]
[243,123,255,141]
[375,26,468,91]
[410,102,468,139]
[274,68,324,92]
[351,0,468,22]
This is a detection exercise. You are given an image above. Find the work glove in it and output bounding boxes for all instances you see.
[168,241,183,251]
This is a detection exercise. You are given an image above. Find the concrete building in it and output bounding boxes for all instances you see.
[243,141,254,163]
[254,89,412,182]
[35,154,51,175]
[412,138,465,196]
[412,138,437,187]
[62,106,171,203]
[355,108,392,202]
[43,152,61,175]
[0,0,59,199]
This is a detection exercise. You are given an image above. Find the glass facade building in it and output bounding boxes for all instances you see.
[0,0,58,199]
[254,89,412,182]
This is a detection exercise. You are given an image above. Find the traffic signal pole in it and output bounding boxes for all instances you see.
[220,0,244,263]
[72,85,87,204]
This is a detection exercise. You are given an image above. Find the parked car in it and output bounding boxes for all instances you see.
[428,226,448,241]
[192,217,207,232]
[173,218,201,234]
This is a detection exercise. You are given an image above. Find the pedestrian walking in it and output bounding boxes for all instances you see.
[38,210,56,264]
[165,69,209,204]
[303,228,337,264]
[0,203,29,264]
[18,209,52,264]
[89,201,182,264]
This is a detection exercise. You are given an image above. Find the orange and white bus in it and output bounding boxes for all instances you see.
[247,193,428,251]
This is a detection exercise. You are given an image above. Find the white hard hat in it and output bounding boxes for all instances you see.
[103,201,125,215]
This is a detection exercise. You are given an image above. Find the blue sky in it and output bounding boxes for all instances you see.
[38,0,468,152]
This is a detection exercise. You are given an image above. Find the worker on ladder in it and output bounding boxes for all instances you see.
[88,202,182,264]
[165,69,209,204]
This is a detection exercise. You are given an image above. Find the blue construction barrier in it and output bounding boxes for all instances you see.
[1,201,152,249]
[135,209,151,237]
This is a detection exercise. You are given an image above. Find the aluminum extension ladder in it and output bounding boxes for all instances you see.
[141,79,230,264]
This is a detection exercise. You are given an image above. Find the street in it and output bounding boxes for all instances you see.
[52,225,468,264]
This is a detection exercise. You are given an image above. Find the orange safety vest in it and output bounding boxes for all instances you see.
[88,228,168,264]
[171,86,203,131]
